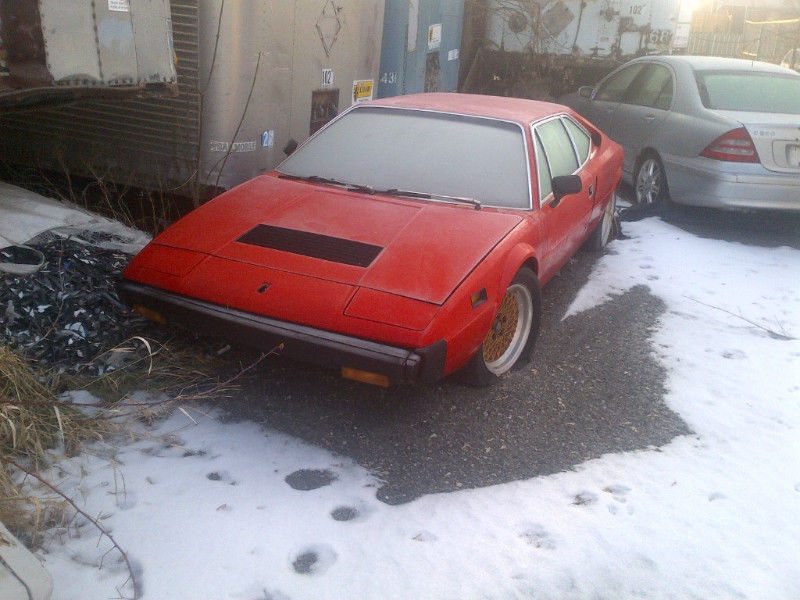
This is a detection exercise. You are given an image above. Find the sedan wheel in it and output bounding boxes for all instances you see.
[635,157,667,205]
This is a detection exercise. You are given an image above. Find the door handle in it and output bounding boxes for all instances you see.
[588,183,595,197]
[643,114,656,121]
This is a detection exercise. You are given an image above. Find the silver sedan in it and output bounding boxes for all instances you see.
[561,55,800,211]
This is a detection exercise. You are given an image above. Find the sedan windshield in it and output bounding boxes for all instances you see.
[695,70,800,114]
[277,107,531,209]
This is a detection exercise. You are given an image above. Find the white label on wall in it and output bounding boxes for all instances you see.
[322,68,334,87]
[428,24,442,50]
[108,0,130,12]
[448,48,460,61]
[232,141,257,153]
[261,130,274,148]
[407,0,419,52]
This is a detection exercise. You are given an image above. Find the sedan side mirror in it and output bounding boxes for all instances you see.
[550,175,582,207]
[578,86,595,99]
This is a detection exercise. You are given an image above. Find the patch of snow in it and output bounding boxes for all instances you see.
[0,182,149,253]
[25,217,800,599]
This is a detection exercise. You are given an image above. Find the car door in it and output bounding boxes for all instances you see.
[582,62,647,137]
[533,116,594,278]
[608,62,674,176]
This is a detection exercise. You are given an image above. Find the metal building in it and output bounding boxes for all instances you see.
[378,0,464,97]
[0,0,384,197]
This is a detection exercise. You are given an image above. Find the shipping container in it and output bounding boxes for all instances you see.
[378,0,465,97]
[461,0,693,98]
[0,0,384,198]
[0,0,177,108]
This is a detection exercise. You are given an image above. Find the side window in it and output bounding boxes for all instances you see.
[625,64,673,109]
[562,117,591,164]
[534,132,552,202]
[595,64,645,102]
[536,119,578,178]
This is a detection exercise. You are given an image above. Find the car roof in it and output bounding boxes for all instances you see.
[364,93,569,126]
[635,54,798,75]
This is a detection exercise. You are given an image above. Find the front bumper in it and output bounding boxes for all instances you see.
[663,155,800,211]
[118,280,446,384]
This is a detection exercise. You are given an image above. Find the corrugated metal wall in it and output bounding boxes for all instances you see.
[0,1,200,191]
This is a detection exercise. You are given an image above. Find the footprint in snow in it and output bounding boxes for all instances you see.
[520,524,555,550]
[207,470,237,485]
[603,484,631,503]
[708,492,726,502]
[291,544,337,575]
[722,349,747,360]
[182,448,208,458]
[285,469,337,491]
[572,492,598,506]
[412,531,438,542]
[330,506,359,522]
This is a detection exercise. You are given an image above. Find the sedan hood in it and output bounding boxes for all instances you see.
[147,175,523,304]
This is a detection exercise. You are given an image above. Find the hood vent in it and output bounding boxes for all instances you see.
[237,225,383,268]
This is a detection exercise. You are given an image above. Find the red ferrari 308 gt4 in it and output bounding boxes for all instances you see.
[120,93,622,386]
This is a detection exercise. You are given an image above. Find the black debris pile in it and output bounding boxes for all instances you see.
[1,235,153,375]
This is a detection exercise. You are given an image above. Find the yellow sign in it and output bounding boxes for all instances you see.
[352,79,374,103]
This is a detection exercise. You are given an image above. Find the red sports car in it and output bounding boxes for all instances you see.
[120,94,622,386]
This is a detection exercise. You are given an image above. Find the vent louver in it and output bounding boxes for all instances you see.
[237,225,383,268]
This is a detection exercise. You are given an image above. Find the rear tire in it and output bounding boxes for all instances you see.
[462,267,541,387]
[634,154,670,207]
[586,192,617,251]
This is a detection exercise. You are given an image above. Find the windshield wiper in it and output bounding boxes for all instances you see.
[380,188,481,210]
[278,173,375,194]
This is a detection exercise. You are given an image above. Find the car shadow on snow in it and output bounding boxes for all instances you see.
[219,250,691,505]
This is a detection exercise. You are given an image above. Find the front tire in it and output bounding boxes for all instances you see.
[462,267,541,386]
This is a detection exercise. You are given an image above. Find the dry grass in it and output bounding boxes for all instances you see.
[0,346,107,546]
[0,337,235,548]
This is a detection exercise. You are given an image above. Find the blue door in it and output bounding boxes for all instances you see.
[378,0,464,98]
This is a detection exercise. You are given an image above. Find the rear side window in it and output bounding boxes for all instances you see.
[626,64,673,110]
[534,133,552,201]
[534,116,590,205]
[563,117,591,164]
[696,71,800,114]
[595,64,645,102]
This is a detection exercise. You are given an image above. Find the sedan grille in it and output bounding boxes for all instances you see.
[237,225,383,267]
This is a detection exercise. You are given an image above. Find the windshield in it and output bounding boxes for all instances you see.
[277,106,531,209]
[695,70,800,114]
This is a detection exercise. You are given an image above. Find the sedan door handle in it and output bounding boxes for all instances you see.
[643,114,656,121]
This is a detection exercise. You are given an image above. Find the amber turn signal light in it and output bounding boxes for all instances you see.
[132,304,167,325]
[341,367,390,387]
[470,288,488,308]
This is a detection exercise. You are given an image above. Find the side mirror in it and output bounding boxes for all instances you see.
[283,138,298,156]
[550,175,582,207]
[578,86,595,99]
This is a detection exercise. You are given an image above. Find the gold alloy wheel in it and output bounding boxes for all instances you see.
[482,283,533,376]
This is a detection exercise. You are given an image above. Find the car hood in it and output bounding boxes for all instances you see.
[140,175,523,305]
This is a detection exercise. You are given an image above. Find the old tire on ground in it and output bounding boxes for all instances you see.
[634,154,671,207]
[462,267,541,386]
[586,192,617,251]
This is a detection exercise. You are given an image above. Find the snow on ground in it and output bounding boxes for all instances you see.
[0,182,149,253]
[29,217,800,600]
